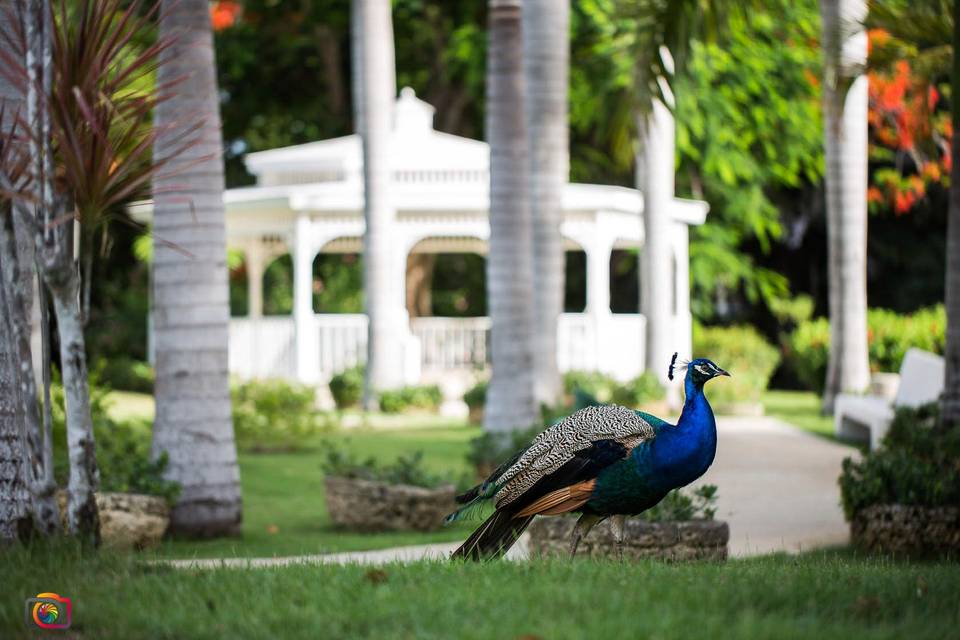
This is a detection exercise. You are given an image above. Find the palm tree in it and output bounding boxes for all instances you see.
[351,0,401,409]
[523,0,568,406]
[152,0,242,537]
[820,0,870,413]
[484,0,539,432]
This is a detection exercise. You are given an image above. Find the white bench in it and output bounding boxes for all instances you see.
[834,348,944,449]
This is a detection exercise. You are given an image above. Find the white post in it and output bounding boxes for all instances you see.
[294,214,319,382]
[586,233,613,373]
[246,243,265,319]
[640,98,677,386]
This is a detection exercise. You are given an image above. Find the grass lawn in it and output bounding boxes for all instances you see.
[762,390,838,440]
[4,543,960,639]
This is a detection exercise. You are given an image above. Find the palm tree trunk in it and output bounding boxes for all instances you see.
[820,0,870,414]
[639,100,676,386]
[152,0,242,537]
[484,0,539,433]
[942,0,960,429]
[352,0,402,409]
[523,0,568,406]
[0,206,31,543]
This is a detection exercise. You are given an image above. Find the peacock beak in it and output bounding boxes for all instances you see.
[716,368,731,377]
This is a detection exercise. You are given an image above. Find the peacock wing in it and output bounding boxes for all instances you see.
[493,404,655,508]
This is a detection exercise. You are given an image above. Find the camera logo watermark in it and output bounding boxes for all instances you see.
[25,592,72,630]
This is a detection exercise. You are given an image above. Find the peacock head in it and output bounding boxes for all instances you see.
[668,353,730,388]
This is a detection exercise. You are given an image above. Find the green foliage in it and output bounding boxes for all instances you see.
[313,253,364,313]
[693,324,780,405]
[675,0,823,319]
[51,376,180,503]
[612,372,666,408]
[563,370,620,403]
[839,403,960,520]
[94,357,155,394]
[463,380,488,411]
[466,425,543,477]
[329,365,365,409]
[379,385,444,414]
[785,306,946,392]
[320,443,450,489]
[231,379,329,452]
[642,484,719,522]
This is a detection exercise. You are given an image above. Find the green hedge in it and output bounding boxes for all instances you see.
[94,357,155,394]
[328,365,364,409]
[692,324,780,405]
[232,379,329,452]
[785,306,946,393]
[839,403,960,519]
[320,443,451,489]
[379,385,443,414]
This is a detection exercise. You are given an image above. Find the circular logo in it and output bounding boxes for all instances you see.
[34,601,59,625]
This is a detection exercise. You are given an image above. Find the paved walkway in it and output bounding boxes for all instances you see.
[166,416,856,569]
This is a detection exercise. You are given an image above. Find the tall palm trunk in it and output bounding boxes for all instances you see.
[523,0,568,406]
[484,0,538,432]
[942,0,960,429]
[352,0,401,409]
[820,0,870,414]
[640,99,676,385]
[152,0,242,537]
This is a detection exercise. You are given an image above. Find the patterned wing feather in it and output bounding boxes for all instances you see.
[494,404,655,507]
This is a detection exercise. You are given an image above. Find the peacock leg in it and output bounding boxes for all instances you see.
[609,514,627,561]
[569,513,604,559]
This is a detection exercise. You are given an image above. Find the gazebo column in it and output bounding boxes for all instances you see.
[585,234,613,373]
[246,243,265,319]
[294,213,319,383]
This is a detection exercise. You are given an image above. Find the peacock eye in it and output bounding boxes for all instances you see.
[695,365,709,375]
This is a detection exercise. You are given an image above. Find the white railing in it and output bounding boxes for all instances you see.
[411,316,490,369]
[316,314,368,377]
[228,312,647,383]
[229,316,296,380]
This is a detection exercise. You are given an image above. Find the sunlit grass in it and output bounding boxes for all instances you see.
[763,390,837,440]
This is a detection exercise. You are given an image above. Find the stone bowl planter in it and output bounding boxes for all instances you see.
[528,516,729,561]
[851,505,960,555]
[58,491,170,550]
[324,476,456,532]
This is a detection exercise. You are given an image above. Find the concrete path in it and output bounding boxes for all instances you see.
[166,416,856,569]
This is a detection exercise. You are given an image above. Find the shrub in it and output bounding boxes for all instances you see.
[463,380,487,411]
[95,357,155,393]
[612,372,665,408]
[231,379,329,452]
[563,370,619,403]
[378,385,443,414]
[785,305,946,393]
[642,485,718,522]
[320,443,450,488]
[839,403,960,520]
[692,324,780,405]
[328,365,364,409]
[51,376,180,503]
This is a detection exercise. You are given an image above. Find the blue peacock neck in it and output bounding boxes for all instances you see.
[653,373,719,485]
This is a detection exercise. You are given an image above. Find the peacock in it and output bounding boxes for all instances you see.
[448,354,729,560]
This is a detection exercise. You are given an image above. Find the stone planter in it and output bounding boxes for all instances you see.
[324,476,456,532]
[528,516,729,561]
[851,504,960,555]
[58,491,170,550]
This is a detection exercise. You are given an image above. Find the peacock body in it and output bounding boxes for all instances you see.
[448,356,728,560]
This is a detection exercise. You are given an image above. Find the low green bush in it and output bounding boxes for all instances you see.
[563,370,619,403]
[612,372,665,408]
[320,443,450,488]
[232,379,328,452]
[328,365,364,409]
[463,380,487,412]
[51,376,180,504]
[379,385,443,414]
[839,403,960,520]
[94,357,155,394]
[693,324,780,405]
[785,305,946,393]
[642,484,718,522]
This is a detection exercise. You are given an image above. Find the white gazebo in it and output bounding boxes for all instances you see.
[141,88,707,392]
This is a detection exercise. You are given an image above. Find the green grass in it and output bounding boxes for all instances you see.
[149,421,479,560]
[763,390,838,439]
[103,390,155,422]
[4,542,960,639]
